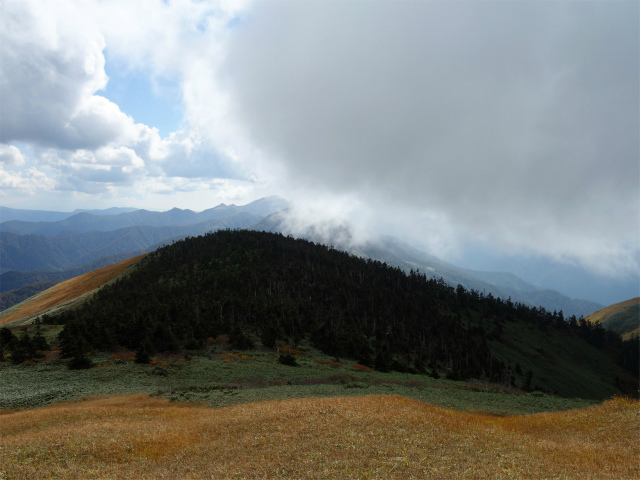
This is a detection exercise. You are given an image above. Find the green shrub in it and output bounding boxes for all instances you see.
[278,354,298,367]
[68,354,93,370]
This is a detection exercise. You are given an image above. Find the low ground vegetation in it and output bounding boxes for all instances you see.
[0,339,599,415]
[1,394,637,480]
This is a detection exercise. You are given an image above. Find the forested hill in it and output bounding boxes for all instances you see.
[50,230,637,398]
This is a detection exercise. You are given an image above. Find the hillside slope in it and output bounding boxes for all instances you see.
[33,230,636,399]
[586,297,639,340]
[0,254,146,326]
[0,252,143,293]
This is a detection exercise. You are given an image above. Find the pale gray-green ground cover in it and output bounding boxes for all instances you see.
[0,347,598,415]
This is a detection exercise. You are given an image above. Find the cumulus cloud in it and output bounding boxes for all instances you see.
[221,1,639,273]
[0,145,26,166]
[0,0,248,199]
[0,166,55,195]
[41,146,146,188]
[0,0,132,149]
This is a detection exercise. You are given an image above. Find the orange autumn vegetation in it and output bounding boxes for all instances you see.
[1,395,637,479]
[221,352,256,361]
[0,254,147,326]
[277,345,305,356]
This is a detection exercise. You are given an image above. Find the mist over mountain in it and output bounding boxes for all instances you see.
[249,211,604,318]
[456,246,640,307]
[1,196,632,319]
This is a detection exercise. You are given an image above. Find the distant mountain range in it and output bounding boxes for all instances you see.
[456,245,640,307]
[0,197,289,301]
[0,196,289,236]
[0,206,139,223]
[0,197,288,271]
[0,197,612,318]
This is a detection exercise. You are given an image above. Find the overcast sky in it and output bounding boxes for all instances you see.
[1,0,638,276]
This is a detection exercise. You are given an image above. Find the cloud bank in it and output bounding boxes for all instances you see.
[1,0,637,278]
[221,1,639,275]
[0,0,248,208]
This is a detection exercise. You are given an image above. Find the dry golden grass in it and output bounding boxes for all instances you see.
[1,394,637,479]
[585,297,640,339]
[0,254,146,326]
[585,297,639,324]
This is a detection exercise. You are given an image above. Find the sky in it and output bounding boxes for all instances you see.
[1,0,638,279]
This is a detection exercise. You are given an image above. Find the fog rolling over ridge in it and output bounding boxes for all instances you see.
[0,196,625,318]
[248,209,605,318]
[225,1,639,281]
[1,1,637,294]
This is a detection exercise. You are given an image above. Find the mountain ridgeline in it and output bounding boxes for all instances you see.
[0,200,609,319]
[47,230,637,398]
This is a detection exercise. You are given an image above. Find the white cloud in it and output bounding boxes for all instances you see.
[0,0,251,203]
[0,166,55,195]
[0,145,26,166]
[1,0,637,281]
[0,0,126,149]
[219,0,639,274]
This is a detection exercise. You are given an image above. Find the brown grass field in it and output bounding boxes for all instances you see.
[1,394,637,479]
[585,297,639,340]
[0,254,146,326]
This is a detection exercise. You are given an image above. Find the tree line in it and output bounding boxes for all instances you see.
[2,230,637,387]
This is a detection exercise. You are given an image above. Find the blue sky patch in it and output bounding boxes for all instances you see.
[100,55,184,138]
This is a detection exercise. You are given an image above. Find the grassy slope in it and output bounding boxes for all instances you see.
[586,297,639,340]
[487,318,626,399]
[0,281,60,311]
[0,343,597,415]
[0,254,146,326]
[1,394,637,480]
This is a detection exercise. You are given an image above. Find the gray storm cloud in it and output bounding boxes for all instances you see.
[222,1,639,273]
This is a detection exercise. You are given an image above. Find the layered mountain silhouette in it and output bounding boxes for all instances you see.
[0,196,289,235]
[0,197,606,317]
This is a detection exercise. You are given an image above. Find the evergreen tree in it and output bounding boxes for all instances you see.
[278,353,298,366]
[33,325,50,352]
[260,321,280,348]
[59,321,93,369]
[0,327,17,361]
[374,350,390,373]
[229,323,254,350]
[135,342,152,364]
[11,331,36,364]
